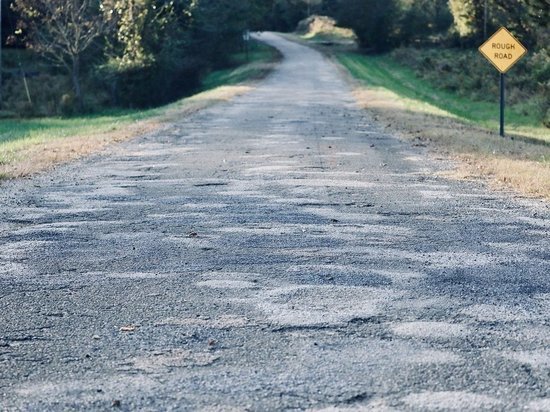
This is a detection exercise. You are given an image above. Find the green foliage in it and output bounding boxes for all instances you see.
[264,0,308,32]
[11,0,106,109]
[201,41,281,90]
[296,15,357,45]
[0,42,279,167]
[334,0,400,52]
[190,0,255,67]
[101,0,155,72]
[448,0,480,39]
[5,0,270,114]
[337,51,549,140]
[403,46,549,125]
[447,0,549,48]
[398,0,452,45]
[5,0,548,117]
[295,0,454,50]
[97,0,199,107]
[341,47,549,129]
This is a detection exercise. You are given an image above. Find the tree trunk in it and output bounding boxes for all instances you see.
[71,56,83,112]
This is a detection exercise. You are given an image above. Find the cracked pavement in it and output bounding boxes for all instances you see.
[0,33,549,411]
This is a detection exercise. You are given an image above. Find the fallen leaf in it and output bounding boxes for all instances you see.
[120,325,136,332]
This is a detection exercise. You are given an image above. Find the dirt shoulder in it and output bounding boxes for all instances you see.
[349,84,550,201]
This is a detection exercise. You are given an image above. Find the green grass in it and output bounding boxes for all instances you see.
[337,52,549,143]
[302,32,356,44]
[0,40,279,167]
[0,110,157,147]
[201,42,280,90]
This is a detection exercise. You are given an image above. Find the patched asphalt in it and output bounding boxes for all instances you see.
[1,33,549,411]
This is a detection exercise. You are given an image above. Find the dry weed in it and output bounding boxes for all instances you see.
[353,88,550,200]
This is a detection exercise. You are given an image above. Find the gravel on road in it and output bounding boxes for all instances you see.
[1,33,549,411]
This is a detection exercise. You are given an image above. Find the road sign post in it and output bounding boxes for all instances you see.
[243,30,251,62]
[479,27,527,137]
[500,73,504,137]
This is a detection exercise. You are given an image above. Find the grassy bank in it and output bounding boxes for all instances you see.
[338,53,549,142]
[290,16,549,199]
[0,41,279,179]
[202,43,281,90]
[336,51,550,199]
[390,47,550,129]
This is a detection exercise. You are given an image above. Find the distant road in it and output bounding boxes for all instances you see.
[1,33,549,410]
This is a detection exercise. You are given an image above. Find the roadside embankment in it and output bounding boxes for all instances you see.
[289,25,549,200]
[336,52,550,200]
[0,41,280,180]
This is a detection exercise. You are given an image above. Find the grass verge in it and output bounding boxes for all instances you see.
[0,41,280,180]
[336,51,550,200]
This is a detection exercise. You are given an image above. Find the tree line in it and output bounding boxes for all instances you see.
[1,0,548,114]
[4,0,272,112]
[275,0,548,52]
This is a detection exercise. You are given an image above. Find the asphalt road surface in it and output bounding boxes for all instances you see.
[1,33,549,411]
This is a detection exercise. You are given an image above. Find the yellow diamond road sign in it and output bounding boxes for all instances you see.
[479,27,527,73]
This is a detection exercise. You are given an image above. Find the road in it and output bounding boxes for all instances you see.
[1,33,549,411]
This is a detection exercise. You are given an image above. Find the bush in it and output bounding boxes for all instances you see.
[335,0,400,52]
[59,93,76,116]
[2,72,73,117]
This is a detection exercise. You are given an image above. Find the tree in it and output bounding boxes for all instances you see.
[448,0,548,49]
[397,0,452,46]
[264,0,308,32]
[335,0,400,52]
[99,0,154,105]
[305,0,322,16]
[491,0,549,48]
[12,0,105,110]
[448,0,483,40]
[525,0,549,28]
[190,0,256,67]
[101,0,154,72]
[98,0,197,107]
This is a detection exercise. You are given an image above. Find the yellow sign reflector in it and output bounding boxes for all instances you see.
[479,27,527,73]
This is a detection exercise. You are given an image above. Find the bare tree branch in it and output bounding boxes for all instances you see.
[13,0,105,109]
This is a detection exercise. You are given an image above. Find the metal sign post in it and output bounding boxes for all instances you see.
[479,27,527,137]
[243,30,251,62]
[500,73,505,137]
